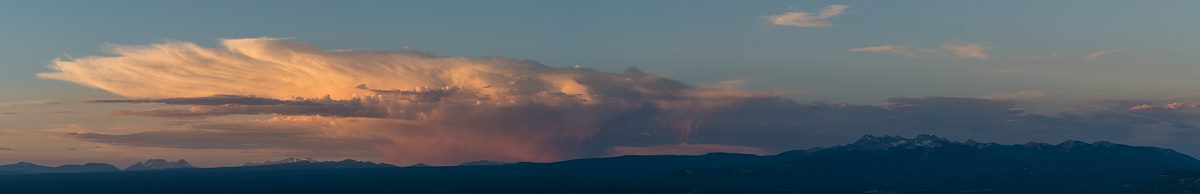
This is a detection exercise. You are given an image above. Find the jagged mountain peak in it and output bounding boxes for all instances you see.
[244,157,320,166]
[852,134,953,150]
[126,159,193,171]
[240,158,396,169]
[1058,140,1089,147]
[850,134,1138,151]
[10,162,41,167]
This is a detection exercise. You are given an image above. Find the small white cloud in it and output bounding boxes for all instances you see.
[851,42,990,60]
[768,4,848,28]
[1086,49,1120,61]
[942,43,989,60]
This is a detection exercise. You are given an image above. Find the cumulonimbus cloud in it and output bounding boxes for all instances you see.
[41,38,1200,165]
[42,38,778,164]
[851,43,990,60]
[767,4,848,28]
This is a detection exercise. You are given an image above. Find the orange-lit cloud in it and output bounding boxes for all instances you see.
[43,38,778,165]
[768,4,847,28]
[43,38,1200,165]
[41,38,580,100]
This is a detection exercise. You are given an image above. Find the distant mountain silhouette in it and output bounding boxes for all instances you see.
[670,134,1200,193]
[0,162,119,175]
[234,159,395,170]
[243,157,319,166]
[0,134,1196,193]
[407,163,432,167]
[457,160,509,166]
[125,159,193,171]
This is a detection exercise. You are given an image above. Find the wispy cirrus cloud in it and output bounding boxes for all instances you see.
[0,99,58,107]
[767,4,848,28]
[942,43,990,60]
[1127,102,1200,112]
[851,42,990,60]
[1086,48,1120,61]
[849,45,918,57]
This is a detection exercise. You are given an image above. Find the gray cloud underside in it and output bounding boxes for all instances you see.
[72,122,382,157]
[92,94,1200,158]
[95,95,385,118]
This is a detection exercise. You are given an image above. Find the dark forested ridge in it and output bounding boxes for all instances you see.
[1,134,1197,194]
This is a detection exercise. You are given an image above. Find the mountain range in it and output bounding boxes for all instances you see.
[232,158,395,170]
[0,162,119,175]
[0,157,391,174]
[0,134,1196,193]
[243,157,320,166]
[125,159,193,171]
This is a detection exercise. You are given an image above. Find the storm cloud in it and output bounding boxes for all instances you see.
[41,38,1200,165]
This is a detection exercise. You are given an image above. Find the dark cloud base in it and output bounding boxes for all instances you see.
[83,94,1200,162]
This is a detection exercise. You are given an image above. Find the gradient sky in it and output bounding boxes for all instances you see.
[2,0,1200,167]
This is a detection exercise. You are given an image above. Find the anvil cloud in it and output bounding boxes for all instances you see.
[42,38,778,164]
[40,38,1200,165]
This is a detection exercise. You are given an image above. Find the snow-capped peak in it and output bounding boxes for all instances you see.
[851,134,952,150]
[244,157,320,166]
[125,159,193,171]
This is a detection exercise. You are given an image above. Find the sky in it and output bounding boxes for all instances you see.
[2,0,1200,167]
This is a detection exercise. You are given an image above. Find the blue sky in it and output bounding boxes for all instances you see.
[3,1,1200,166]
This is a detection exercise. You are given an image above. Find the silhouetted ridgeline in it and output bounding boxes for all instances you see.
[0,134,1197,193]
[0,162,119,174]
